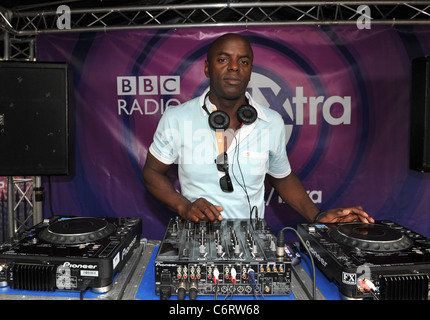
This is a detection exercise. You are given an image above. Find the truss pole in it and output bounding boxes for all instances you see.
[2,10,11,59]
[6,177,14,239]
[33,177,43,226]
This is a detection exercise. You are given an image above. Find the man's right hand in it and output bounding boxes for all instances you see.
[143,152,223,223]
[180,198,223,223]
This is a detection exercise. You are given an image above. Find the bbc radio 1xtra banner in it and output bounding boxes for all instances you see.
[35,25,430,239]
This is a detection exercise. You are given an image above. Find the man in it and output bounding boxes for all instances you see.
[142,33,374,225]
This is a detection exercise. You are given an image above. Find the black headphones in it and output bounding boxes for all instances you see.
[202,93,258,130]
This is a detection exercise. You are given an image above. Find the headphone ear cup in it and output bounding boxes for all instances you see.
[237,105,257,125]
[208,110,230,130]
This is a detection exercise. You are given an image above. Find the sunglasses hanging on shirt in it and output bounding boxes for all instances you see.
[215,152,234,192]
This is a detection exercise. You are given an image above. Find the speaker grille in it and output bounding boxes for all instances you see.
[0,61,70,176]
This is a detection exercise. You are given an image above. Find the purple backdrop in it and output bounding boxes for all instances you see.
[33,25,430,240]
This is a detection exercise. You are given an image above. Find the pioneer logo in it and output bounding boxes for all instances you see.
[122,236,137,259]
[155,263,177,267]
[305,240,328,267]
[62,262,97,270]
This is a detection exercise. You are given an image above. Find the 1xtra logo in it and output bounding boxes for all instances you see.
[248,73,351,126]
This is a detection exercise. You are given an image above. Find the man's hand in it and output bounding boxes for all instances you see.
[317,206,374,224]
[180,198,223,223]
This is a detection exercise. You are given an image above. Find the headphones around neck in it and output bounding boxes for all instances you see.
[202,93,258,130]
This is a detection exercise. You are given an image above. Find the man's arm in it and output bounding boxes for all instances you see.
[268,172,374,223]
[268,172,319,222]
[142,152,223,223]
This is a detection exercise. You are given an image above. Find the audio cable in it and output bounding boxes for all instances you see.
[247,268,265,300]
[230,131,259,227]
[222,267,237,300]
[213,267,220,300]
[277,226,317,300]
[357,278,379,300]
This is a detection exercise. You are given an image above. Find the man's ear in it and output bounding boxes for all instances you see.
[204,60,210,78]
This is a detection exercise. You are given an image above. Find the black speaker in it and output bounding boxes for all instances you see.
[0,61,71,176]
[410,56,430,172]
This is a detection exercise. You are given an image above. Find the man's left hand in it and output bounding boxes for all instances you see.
[317,206,374,224]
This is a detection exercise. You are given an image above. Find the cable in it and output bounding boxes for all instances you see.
[231,266,237,285]
[79,279,92,300]
[223,266,237,300]
[247,268,265,300]
[213,266,220,285]
[213,267,220,300]
[230,131,258,227]
[277,226,317,300]
[357,278,379,300]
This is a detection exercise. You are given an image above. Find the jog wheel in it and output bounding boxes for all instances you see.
[39,217,115,245]
[328,222,413,252]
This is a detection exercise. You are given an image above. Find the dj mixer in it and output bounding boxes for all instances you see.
[154,217,293,300]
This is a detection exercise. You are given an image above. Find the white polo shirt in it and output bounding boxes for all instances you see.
[148,89,291,219]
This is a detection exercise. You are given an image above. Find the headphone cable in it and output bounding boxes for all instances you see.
[230,130,258,224]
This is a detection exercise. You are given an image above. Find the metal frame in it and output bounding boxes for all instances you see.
[0,1,429,60]
[2,1,430,36]
[0,1,430,237]
[6,177,43,240]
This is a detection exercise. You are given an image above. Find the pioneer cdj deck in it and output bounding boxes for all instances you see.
[297,220,430,300]
[0,216,142,294]
[155,217,293,300]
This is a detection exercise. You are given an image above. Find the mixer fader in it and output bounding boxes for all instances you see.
[154,217,292,300]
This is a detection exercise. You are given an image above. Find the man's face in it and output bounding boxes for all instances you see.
[204,35,253,102]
